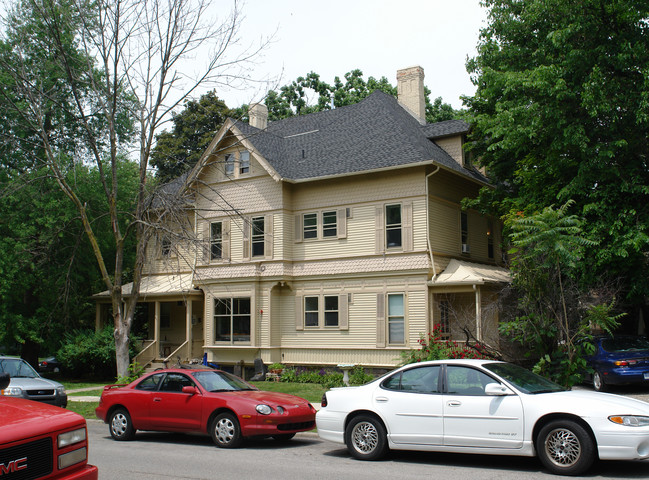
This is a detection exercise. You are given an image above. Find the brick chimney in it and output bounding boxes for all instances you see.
[249,103,268,130]
[397,66,426,125]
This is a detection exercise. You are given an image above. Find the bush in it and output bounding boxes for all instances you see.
[56,326,140,379]
[401,324,493,365]
[349,366,374,385]
[277,366,372,389]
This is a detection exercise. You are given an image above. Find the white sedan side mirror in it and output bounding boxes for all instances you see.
[485,383,514,396]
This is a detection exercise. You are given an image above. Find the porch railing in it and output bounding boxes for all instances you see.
[164,340,190,365]
[133,339,157,370]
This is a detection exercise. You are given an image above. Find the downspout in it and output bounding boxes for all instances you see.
[425,166,441,281]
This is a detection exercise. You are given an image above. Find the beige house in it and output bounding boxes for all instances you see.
[96,66,510,374]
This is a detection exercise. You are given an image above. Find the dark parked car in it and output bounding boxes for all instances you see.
[586,335,649,391]
[39,356,61,373]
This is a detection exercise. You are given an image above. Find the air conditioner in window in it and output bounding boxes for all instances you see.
[461,243,471,254]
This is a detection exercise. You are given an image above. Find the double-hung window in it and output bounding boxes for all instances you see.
[304,296,319,327]
[461,212,468,251]
[210,222,222,260]
[387,293,405,344]
[214,298,251,343]
[385,204,402,248]
[322,211,337,237]
[303,213,318,239]
[324,296,339,327]
[239,151,250,174]
[225,153,235,175]
[251,217,265,257]
[160,236,172,257]
[300,294,345,329]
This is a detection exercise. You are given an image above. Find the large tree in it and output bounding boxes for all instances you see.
[261,69,461,122]
[464,0,649,317]
[150,91,232,184]
[0,0,269,376]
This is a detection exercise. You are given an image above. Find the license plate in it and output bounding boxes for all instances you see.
[644,372,649,380]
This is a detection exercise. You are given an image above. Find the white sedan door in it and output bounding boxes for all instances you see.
[442,365,524,448]
[372,365,444,445]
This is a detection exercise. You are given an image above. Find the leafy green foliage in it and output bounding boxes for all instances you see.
[151,90,232,183]
[259,69,461,124]
[500,203,623,386]
[56,326,140,378]
[464,0,649,304]
[277,365,374,389]
[115,361,146,384]
[401,324,493,365]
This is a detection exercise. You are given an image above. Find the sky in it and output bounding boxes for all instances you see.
[216,0,489,110]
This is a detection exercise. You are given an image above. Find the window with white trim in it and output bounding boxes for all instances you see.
[461,212,469,252]
[160,236,172,257]
[304,296,319,327]
[298,294,347,330]
[225,153,235,175]
[322,211,337,237]
[385,204,402,248]
[387,293,405,344]
[239,151,250,174]
[251,217,265,257]
[210,222,222,260]
[324,295,339,327]
[214,298,251,343]
[303,213,318,239]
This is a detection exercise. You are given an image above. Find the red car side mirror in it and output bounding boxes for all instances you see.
[182,386,198,395]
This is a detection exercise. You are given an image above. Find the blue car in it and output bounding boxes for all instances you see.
[586,336,649,391]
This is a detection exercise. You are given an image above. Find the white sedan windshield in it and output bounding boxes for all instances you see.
[483,362,567,394]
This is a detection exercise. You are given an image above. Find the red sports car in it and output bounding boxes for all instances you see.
[95,368,316,448]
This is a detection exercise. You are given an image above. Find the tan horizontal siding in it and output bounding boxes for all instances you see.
[429,198,460,254]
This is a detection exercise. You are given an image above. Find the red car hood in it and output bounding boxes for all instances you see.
[217,390,311,406]
[0,397,84,443]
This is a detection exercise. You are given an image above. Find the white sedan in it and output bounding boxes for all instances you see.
[316,359,649,475]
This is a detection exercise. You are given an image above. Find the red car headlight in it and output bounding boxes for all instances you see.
[256,404,273,415]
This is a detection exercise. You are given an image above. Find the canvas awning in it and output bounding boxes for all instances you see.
[428,259,510,287]
[93,273,199,299]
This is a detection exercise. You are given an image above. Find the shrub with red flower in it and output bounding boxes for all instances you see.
[401,324,493,365]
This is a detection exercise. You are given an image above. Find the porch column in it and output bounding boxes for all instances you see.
[154,301,160,344]
[475,286,482,342]
[186,300,192,359]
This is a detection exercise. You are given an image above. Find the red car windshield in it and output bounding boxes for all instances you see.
[193,371,257,392]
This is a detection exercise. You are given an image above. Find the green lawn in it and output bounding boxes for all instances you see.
[66,381,327,419]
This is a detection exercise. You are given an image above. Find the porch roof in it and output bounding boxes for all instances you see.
[93,273,199,299]
[428,259,511,287]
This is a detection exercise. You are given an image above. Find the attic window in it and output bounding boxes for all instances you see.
[225,153,235,175]
[240,151,250,174]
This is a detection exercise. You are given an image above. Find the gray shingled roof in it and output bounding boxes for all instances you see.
[421,119,471,138]
[234,91,486,183]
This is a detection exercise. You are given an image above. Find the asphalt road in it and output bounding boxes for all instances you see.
[86,419,649,480]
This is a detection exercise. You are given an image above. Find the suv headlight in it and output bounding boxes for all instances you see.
[2,386,23,396]
[56,386,66,395]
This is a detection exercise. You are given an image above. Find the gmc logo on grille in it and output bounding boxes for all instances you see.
[0,457,27,475]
